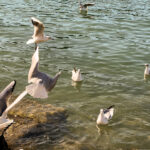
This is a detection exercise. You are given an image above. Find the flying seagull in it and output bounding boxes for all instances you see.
[72,67,83,82]
[0,81,28,131]
[26,17,52,50]
[0,94,28,131]
[26,46,61,99]
[0,81,16,116]
[96,105,115,125]
[0,81,16,130]
[79,0,94,14]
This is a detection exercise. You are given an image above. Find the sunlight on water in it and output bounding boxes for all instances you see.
[0,0,150,149]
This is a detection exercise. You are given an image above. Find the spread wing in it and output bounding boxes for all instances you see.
[83,3,94,7]
[0,81,16,116]
[31,17,44,37]
[28,47,39,82]
[47,71,61,91]
[26,82,48,99]
[0,117,13,130]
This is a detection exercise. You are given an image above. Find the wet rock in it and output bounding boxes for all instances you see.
[2,96,67,150]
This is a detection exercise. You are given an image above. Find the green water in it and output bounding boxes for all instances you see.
[0,0,150,149]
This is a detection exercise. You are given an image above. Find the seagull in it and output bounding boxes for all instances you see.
[0,81,28,131]
[144,64,150,76]
[72,67,83,82]
[26,17,52,50]
[79,0,94,14]
[0,81,16,116]
[96,105,115,125]
[0,91,27,131]
[0,81,16,130]
[26,46,61,99]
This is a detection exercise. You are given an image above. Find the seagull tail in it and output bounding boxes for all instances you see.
[26,39,35,45]
[26,83,48,99]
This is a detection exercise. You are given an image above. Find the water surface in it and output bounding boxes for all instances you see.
[0,0,150,149]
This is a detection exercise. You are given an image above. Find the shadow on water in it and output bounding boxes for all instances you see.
[22,113,67,141]
[15,114,67,150]
[80,13,95,19]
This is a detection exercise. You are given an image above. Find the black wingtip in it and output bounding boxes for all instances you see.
[31,18,39,26]
[107,105,115,110]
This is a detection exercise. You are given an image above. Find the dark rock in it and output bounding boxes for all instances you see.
[2,96,67,150]
[0,135,10,150]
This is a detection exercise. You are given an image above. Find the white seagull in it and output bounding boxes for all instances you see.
[26,46,61,99]
[72,67,83,82]
[26,17,52,50]
[96,105,115,125]
[144,64,150,76]
[79,0,94,14]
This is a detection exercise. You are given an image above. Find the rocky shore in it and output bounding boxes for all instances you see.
[1,96,68,150]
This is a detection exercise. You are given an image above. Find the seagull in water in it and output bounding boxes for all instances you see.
[144,64,150,76]
[0,81,16,130]
[26,46,61,99]
[79,0,94,14]
[96,105,115,125]
[72,67,83,82]
[26,17,52,50]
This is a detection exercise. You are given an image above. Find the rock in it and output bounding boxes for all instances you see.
[2,96,67,150]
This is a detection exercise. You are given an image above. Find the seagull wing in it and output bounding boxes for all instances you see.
[0,117,13,130]
[2,90,27,118]
[83,3,95,7]
[104,105,115,120]
[0,81,16,116]
[47,71,61,91]
[28,47,39,82]
[31,17,44,37]
[26,81,48,99]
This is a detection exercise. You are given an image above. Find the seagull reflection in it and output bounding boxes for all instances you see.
[96,124,101,135]
[71,80,83,91]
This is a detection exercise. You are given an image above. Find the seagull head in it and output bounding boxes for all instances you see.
[145,64,149,67]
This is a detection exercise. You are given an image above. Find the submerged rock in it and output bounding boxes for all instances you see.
[2,96,67,150]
